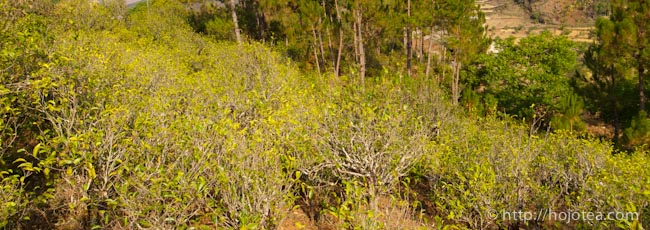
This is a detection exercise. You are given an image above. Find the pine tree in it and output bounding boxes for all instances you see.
[586,3,636,140]
[434,0,489,104]
[628,0,650,112]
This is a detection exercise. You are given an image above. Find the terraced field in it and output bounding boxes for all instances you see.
[479,0,595,43]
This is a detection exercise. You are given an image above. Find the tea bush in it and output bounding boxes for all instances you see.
[419,117,649,229]
[1,0,649,229]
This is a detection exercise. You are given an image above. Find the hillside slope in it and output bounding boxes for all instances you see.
[2,1,649,229]
[480,0,596,42]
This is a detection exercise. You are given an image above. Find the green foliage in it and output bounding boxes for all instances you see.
[0,171,25,228]
[469,32,582,129]
[551,92,586,132]
[205,16,236,40]
[623,111,650,150]
[127,0,189,41]
[0,1,60,226]
[420,115,650,229]
[2,0,305,228]
[313,79,430,191]
[583,0,650,143]
[435,0,490,63]
[2,1,650,229]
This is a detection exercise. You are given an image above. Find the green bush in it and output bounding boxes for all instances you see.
[469,32,582,130]
[417,116,649,229]
[623,111,650,151]
[1,1,649,229]
[205,17,236,41]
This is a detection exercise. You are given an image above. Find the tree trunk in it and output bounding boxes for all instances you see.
[336,28,343,78]
[322,0,328,19]
[353,22,359,63]
[334,0,343,78]
[255,3,266,41]
[639,60,646,112]
[229,0,242,44]
[356,8,366,85]
[256,14,263,42]
[327,26,334,69]
[406,0,412,76]
[318,19,327,70]
[440,45,446,84]
[637,17,647,112]
[420,27,425,63]
[402,27,408,55]
[452,56,461,105]
[312,25,322,77]
[611,65,620,142]
[426,27,434,78]
[407,26,412,76]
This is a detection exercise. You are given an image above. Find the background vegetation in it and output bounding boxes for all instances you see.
[0,0,649,229]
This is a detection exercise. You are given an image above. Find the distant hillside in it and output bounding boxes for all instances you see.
[514,0,609,25]
[480,0,599,42]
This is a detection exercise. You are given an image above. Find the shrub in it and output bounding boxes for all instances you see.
[623,111,650,151]
[1,1,649,229]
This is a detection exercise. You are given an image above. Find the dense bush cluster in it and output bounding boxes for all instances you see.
[426,118,649,229]
[1,0,649,229]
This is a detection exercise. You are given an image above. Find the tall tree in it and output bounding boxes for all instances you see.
[629,0,650,112]
[406,0,412,76]
[229,0,242,44]
[298,0,326,76]
[334,0,344,77]
[586,3,637,140]
[435,0,489,104]
[586,0,648,140]
[354,3,366,85]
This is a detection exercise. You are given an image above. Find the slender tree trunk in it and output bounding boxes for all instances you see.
[256,15,263,42]
[255,2,266,41]
[336,28,343,77]
[406,0,412,76]
[322,0,328,19]
[334,0,342,21]
[637,50,646,111]
[452,56,461,105]
[327,27,334,68]
[318,19,327,70]
[229,0,241,45]
[353,22,359,63]
[456,61,461,104]
[611,65,620,142]
[426,27,434,78]
[402,27,409,55]
[356,8,366,85]
[441,45,446,84]
[312,25,322,77]
[420,27,425,63]
[637,20,647,112]
[334,0,343,78]
[407,26,412,76]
